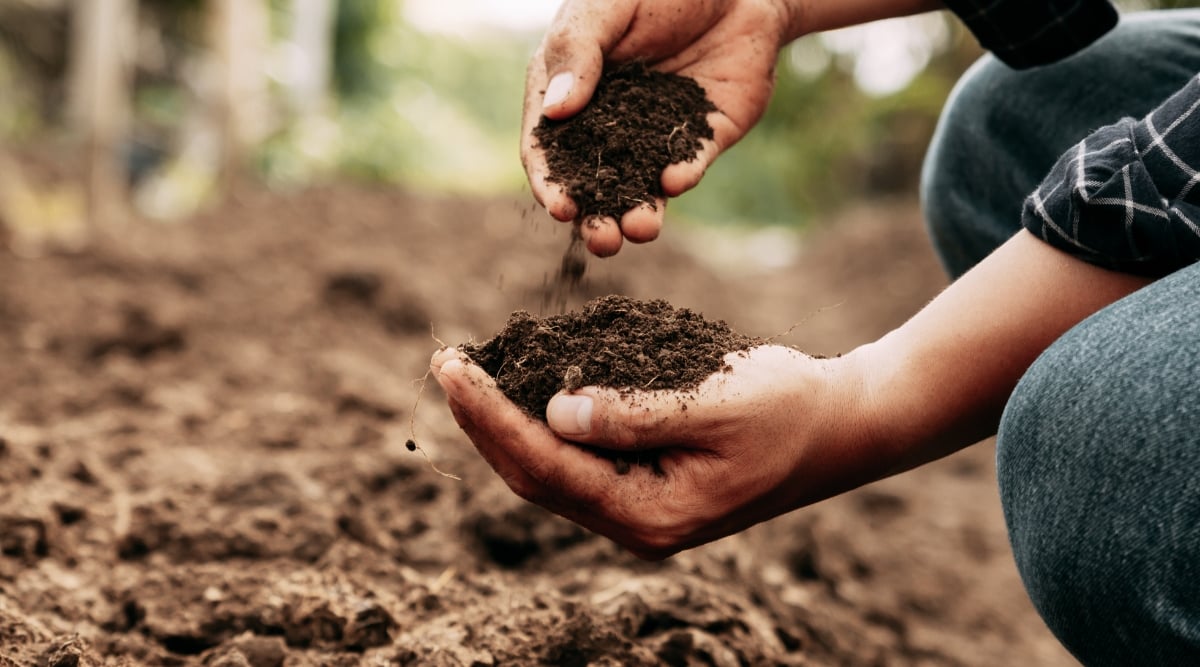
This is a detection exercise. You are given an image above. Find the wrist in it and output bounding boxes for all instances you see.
[780,348,894,507]
[836,340,906,473]
[780,0,947,42]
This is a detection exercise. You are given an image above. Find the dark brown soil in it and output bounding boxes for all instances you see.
[461,295,761,420]
[0,170,1075,665]
[533,61,716,222]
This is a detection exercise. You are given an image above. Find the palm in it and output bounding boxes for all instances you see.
[431,344,834,559]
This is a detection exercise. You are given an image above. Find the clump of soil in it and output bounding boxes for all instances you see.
[461,295,761,420]
[533,61,717,224]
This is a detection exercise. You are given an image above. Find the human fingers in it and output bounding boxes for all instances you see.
[576,199,666,256]
[429,346,460,374]
[579,216,623,257]
[538,1,639,119]
[522,49,578,222]
[658,91,765,196]
[546,384,719,450]
[433,354,623,511]
[619,200,664,244]
[661,137,719,197]
[546,345,814,450]
[523,1,644,221]
[432,352,539,492]
[655,14,781,193]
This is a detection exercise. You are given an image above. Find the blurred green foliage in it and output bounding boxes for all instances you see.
[332,0,394,99]
[0,47,39,137]
[260,0,530,192]
[0,0,1191,228]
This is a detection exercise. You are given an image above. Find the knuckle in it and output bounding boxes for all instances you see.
[603,399,664,447]
[542,29,576,71]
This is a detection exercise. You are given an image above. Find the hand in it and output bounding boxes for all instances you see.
[522,0,793,257]
[431,344,877,559]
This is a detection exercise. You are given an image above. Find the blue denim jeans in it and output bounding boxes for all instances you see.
[921,10,1200,666]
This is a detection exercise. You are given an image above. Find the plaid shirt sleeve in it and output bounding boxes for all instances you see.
[1021,75,1200,277]
[942,0,1119,69]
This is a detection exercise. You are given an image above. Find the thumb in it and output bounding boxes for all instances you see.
[546,387,697,449]
[539,3,635,119]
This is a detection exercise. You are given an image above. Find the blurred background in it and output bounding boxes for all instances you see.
[0,0,1188,254]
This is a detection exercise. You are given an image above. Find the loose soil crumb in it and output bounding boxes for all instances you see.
[461,295,761,420]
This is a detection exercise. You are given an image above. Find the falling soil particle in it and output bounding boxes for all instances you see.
[461,295,761,421]
[542,223,591,313]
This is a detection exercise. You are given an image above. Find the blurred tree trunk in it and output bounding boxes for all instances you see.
[67,0,135,230]
[286,0,336,119]
[207,0,270,189]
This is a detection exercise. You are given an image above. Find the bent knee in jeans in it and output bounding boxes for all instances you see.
[997,262,1200,666]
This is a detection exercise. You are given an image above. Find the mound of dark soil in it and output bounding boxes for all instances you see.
[461,295,761,420]
[533,62,716,223]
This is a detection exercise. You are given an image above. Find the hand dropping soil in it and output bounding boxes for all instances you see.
[460,295,761,421]
[534,61,717,290]
[533,61,716,223]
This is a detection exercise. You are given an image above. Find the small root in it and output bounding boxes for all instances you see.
[763,302,846,346]
[409,368,432,437]
[430,323,448,349]
[406,440,462,481]
[666,121,688,153]
[407,367,462,481]
[594,150,605,201]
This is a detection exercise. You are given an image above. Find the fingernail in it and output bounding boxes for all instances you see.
[548,394,592,437]
[435,358,463,391]
[543,72,574,109]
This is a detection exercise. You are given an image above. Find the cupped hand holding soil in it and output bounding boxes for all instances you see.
[432,343,871,559]
[522,0,787,257]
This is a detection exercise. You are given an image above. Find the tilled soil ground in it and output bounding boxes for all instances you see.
[0,183,1077,666]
